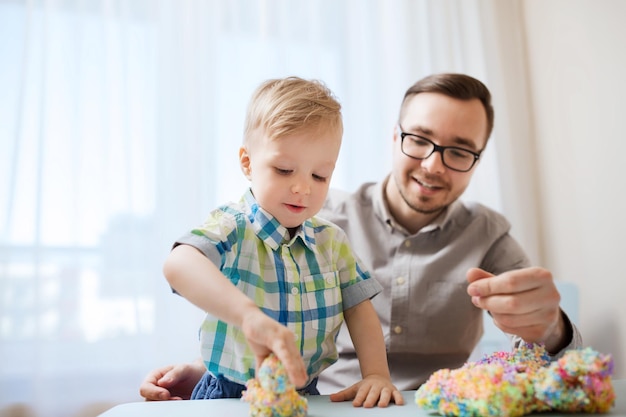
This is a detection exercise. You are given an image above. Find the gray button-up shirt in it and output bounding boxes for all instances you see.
[317,177,581,392]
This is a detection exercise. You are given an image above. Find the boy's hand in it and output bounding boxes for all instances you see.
[329,374,405,408]
[241,309,308,388]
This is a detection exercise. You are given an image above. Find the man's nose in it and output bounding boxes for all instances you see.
[420,150,446,173]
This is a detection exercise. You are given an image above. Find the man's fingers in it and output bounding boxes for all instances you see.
[466,267,494,283]
[467,267,566,348]
[466,267,495,297]
[156,367,180,388]
[468,268,551,298]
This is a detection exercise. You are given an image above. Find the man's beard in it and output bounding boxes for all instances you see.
[396,174,449,215]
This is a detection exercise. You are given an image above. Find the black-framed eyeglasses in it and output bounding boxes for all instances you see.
[398,124,481,172]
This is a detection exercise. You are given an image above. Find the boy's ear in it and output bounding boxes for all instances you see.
[239,146,252,180]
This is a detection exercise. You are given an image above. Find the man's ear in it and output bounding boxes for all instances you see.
[239,146,252,180]
[393,124,400,143]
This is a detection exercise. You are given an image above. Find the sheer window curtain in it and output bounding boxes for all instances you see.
[0,1,531,416]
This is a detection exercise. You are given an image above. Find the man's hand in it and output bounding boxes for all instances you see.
[139,359,206,401]
[466,267,569,353]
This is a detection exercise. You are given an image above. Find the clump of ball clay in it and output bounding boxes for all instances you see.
[242,354,308,417]
[415,344,615,417]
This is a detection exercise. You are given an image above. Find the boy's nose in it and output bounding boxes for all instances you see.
[291,177,311,195]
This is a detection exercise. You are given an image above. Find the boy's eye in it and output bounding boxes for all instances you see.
[313,174,327,182]
[275,168,292,175]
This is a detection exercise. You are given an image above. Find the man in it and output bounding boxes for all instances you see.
[139,73,581,401]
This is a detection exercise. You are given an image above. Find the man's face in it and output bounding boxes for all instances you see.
[391,92,488,216]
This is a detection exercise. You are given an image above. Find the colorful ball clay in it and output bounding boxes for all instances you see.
[534,347,615,413]
[415,344,615,417]
[242,354,308,417]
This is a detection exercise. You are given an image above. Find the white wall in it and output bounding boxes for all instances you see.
[521,0,626,377]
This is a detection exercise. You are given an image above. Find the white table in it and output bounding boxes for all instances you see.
[99,379,626,416]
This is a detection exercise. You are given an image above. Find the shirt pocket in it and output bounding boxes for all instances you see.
[421,281,482,351]
[302,271,343,331]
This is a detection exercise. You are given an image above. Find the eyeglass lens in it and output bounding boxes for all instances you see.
[402,135,476,171]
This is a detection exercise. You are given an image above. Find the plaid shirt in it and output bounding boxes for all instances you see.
[174,189,381,386]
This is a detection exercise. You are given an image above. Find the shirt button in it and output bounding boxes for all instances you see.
[393,326,403,334]
[396,277,405,285]
[326,276,334,284]
[291,287,299,295]
[404,240,411,248]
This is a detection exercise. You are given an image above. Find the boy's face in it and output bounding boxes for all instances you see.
[239,126,341,229]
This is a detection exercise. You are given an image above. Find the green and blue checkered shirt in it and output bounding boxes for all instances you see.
[174,189,381,386]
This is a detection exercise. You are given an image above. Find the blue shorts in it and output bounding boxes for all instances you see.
[191,371,319,400]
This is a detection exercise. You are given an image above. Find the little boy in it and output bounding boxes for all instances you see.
[163,77,403,407]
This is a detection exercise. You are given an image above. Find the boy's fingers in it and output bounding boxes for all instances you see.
[329,386,356,402]
[393,390,405,405]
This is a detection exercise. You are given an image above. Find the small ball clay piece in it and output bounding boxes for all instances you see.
[242,354,308,417]
[415,344,615,417]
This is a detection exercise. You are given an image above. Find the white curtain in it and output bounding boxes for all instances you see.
[0,1,533,416]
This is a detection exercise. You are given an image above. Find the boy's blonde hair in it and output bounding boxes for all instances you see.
[243,77,342,143]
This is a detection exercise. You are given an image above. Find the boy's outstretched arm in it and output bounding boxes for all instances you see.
[163,244,308,388]
[329,300,404,407]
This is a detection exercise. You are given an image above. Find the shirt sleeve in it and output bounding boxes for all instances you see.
[481,233,532,274]
[173,209,239,268]
[327,221,383,311]
[511,310,583,359]
[174,231,222,267]
[341,278,383,310]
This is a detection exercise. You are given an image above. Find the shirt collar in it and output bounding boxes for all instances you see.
[372,175,462,235]
[242,189,316,251]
